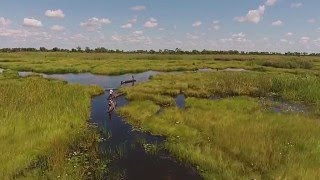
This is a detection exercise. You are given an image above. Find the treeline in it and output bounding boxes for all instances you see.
[0,47,319,56]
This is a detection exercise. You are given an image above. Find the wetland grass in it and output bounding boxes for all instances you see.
[1,52,320,75]
[2,52,320,179]
[0,71,105,179]
[119,71,320,179]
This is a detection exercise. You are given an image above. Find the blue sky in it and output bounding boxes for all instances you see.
[0,0,319,52]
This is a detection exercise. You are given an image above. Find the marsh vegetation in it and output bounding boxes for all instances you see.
[0,70,106,179]
[1,52,320,75]
[1,52,320,179]
[119,71,320,179]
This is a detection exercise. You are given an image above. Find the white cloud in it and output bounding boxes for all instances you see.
[121,16,138,29]
[300,36,310,43]
[220,33,249,43]
[186,33,199,40]
[70,33,89,41]
[232,32,246,38]
[130,5,146,11]
[0,17,11,26]
[144,18,158,28]
[213,20,220,24]
[111,34,122,42]
[219,38,233,43]
[192,21,202,27]
[45,9,65,18]
[173,25,177,30]
[0,28,48,38]
[112,31,151,45]
[133,31,143,35]
[291,3,303,8]
[51,25,65,31]
[314,38,320,46]
[80,17,111,30]
[263,37,269,41]
[234,38,249,43]
[129,16,138,24]
[213,25,220,30]
[289,41,295,45]
[272,20,283,26]
[23,18,42,27]
[121,23,133,29]
[286,32,293,36]
[280,39,288,42]
[174,39,182,44]
[150,18,157,22]
[308,19,316,23]
[210,20,220,30]
[265,0,277,6]
[227,32,249,43]
[158,28,165,31]
[235,5,265,24]
[0,29,24,37]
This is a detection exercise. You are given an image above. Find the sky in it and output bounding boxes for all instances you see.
[0,0,319,52]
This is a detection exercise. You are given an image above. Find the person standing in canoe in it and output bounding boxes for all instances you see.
[109,89,114,99]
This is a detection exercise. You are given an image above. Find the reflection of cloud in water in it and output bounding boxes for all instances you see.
[19,71,159,89]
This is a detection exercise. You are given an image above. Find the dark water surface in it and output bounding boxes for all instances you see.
[260,97,309,114]
[20,71,201,180]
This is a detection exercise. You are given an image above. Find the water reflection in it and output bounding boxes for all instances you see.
[260,97,309,114]
[19,71,157,89]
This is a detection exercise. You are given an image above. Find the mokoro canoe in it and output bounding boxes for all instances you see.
[121,79,136,85]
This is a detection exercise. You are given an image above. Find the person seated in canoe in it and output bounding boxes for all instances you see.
[121,76,136,85]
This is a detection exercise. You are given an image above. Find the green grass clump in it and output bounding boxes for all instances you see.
[123,90,176,106]
[0,75,104,179]
[118,101,160,127]
[261,59,314,69]
[1,69,19,79]
[120,71,320,179]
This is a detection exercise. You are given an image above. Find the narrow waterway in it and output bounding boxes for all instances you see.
[19,71,201,180]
